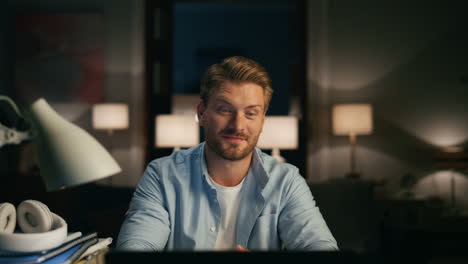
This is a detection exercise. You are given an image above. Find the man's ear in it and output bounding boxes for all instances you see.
[196,100,206,126]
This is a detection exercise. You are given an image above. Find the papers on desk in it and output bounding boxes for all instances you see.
[0,232,112,264]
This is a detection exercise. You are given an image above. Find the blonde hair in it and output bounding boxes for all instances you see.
[200,56,273,112]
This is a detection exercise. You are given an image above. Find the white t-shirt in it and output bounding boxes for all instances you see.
[207,171,248,250]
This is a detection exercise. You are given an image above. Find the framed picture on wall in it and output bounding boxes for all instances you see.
[13,13,104,122]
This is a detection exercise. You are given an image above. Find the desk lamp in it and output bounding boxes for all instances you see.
[332,104,373,179]
[0,96,121,191]
[155,114,199,152]
[257,116,298,163]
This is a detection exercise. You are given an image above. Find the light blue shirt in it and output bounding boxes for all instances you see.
[116,143,338,251]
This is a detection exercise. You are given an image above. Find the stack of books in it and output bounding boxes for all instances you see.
[0,232,112,264]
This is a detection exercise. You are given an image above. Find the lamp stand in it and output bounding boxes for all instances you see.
[450,169,458,215]
[272,148,285,163]
[346,133,360,179]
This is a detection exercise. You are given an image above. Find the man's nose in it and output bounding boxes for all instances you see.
[228,113,246,132]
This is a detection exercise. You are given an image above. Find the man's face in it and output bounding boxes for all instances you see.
[198,81,266,161]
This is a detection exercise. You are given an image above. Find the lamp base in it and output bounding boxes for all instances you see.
[271,148,285,163]
[345,172,361,179]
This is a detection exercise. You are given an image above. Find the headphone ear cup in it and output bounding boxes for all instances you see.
[17,200,54,233]
[0,203,16,233]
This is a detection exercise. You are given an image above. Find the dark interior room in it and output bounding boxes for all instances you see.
[1,0,468,263]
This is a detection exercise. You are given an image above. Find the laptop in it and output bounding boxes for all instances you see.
[105,250,383,264]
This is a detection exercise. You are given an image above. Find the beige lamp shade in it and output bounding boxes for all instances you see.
[332,104,373,135]
[155,114,199,149]
[257,116,298,149]
[29,98,122,191]
[92,103,129,130]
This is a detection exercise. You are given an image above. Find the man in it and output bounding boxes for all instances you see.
[117,56,338,251]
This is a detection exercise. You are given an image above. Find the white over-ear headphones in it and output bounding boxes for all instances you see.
[0,200,54,234]
[0,200,67,253]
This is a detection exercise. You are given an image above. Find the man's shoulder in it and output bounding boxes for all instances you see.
[147,144,203,170]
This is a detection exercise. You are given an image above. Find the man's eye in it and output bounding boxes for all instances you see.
[218,108,231,114]
[246,112,258,118]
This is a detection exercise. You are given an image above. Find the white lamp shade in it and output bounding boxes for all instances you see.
[332,104,373,135]
[257,116,298,149]
[155,115,199,148]
[29,98,122,191]
[92,103,129,130]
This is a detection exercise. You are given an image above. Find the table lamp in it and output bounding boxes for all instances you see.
[92,103,129,185]
[257,116,298,163]
[434,146,468,215]
[155,114,199,152]
[92,103,129,135]
[332,104,373,179]
[0,96,121,191]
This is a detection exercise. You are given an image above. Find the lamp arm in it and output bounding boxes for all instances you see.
[0,96,32,147]
[0,96,24,117]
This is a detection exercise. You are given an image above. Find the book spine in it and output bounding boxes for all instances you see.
[37,232,97,262]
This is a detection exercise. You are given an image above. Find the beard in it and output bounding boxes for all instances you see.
[205,128,260,161]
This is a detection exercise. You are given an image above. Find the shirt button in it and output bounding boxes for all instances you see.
[210,226,216,232]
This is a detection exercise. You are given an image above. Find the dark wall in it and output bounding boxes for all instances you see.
[307,0,468,197]
[0,2,12,95]
[173,1,296,115]
[171,1,308,173]
[306,1,468,253]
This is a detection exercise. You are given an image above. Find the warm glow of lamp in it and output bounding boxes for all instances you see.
[332,104,373,178]
[92,103,129,134]
[257,116,298,163]
[155,115,199,152]
[332,104,372,135]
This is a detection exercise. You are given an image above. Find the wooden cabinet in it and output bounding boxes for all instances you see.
[309,179,379,252]
[378,198,468,259]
